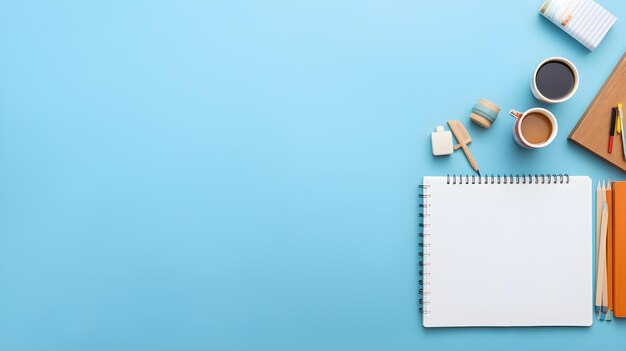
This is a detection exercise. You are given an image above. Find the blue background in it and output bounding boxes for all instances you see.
[0,0,625,350]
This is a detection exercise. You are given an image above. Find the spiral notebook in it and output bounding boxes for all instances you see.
[420,175,593,327]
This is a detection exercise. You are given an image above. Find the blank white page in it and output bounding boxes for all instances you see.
[422,176,592,327]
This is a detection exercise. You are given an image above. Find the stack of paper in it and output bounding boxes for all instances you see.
[541,0,617,51]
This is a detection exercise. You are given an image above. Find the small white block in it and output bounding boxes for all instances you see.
[431,126,453,156]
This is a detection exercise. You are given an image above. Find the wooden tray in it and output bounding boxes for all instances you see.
[569,52,626,172]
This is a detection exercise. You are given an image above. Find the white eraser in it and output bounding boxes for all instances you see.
[431,126,453,156]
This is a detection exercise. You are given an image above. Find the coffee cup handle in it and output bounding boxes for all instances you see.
[509,109,523,119]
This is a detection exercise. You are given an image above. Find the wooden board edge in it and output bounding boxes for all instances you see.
[568,136,626,173]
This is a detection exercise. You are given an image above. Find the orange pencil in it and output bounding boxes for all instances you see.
[608,181,614,320]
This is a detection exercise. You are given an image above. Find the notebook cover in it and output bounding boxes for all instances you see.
[569,52,626,172]
[613,182,626,317]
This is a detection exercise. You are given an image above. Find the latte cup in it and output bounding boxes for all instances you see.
[509,108,558,149]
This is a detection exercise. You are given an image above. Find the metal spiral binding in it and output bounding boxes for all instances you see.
[418,184,431,316]
[445,173,569,185]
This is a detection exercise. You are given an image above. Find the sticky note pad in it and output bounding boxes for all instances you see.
[541,0,617,51]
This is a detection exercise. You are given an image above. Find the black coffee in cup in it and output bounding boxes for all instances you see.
[535,60,576,101]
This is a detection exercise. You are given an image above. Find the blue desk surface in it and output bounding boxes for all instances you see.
[1,1,625,350]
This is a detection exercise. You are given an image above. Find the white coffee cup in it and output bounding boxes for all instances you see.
[531,57,579,104]
[509,108,558,149]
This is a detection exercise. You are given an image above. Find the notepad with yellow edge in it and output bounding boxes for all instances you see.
[607,183,614,317]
